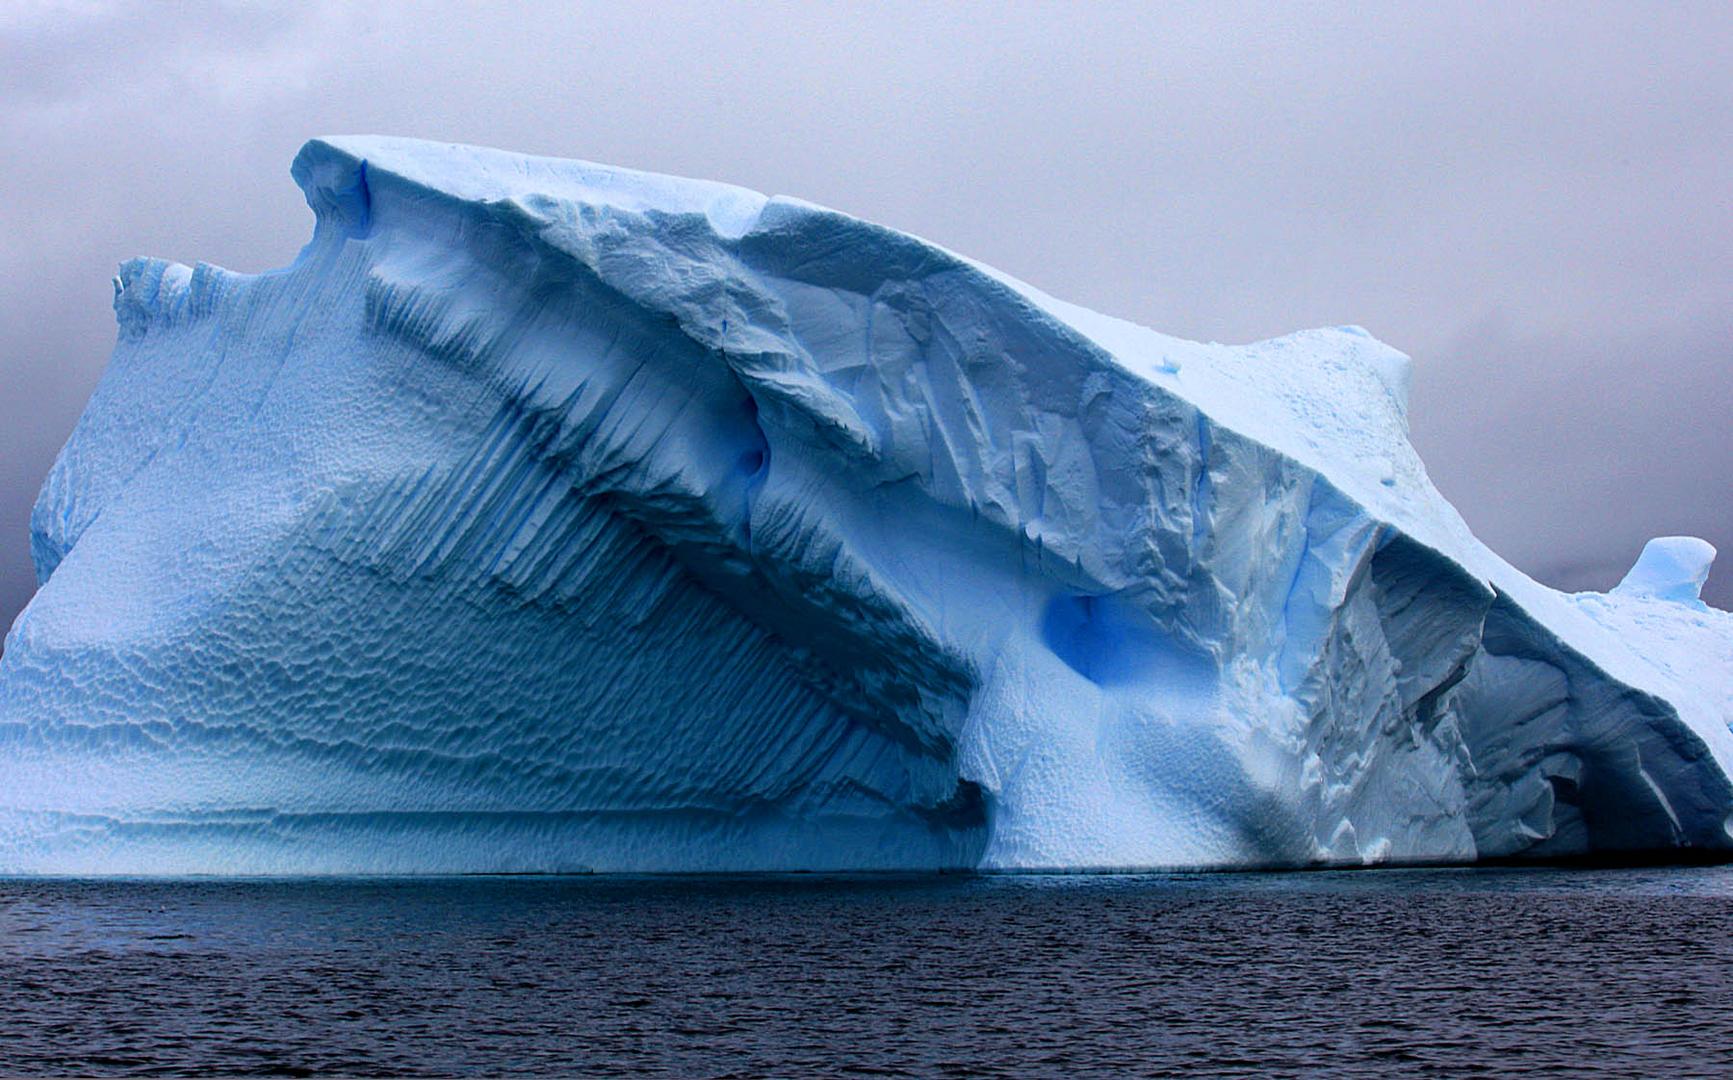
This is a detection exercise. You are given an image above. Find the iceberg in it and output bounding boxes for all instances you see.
[1,137,1728,873]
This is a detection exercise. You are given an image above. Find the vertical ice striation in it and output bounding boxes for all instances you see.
[0,137,1728,873]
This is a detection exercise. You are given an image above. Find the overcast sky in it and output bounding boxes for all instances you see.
[2,1,1729,622]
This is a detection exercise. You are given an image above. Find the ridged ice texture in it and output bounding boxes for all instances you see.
[2,136,1729,873]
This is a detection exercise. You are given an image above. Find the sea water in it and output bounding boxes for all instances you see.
[2,868,1731,1076]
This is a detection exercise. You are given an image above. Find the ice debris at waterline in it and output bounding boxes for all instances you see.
[3,137,1730,874]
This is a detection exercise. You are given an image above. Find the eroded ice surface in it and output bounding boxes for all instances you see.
[1,137,1728,873]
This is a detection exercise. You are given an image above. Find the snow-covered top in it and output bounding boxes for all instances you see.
[984,278,1433,539]
[296,137,1457,553]
[299,135,770,239]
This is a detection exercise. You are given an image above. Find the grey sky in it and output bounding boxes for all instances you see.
[2,0,1729,624]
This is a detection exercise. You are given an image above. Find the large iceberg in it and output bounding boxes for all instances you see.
[2,137,1728,873]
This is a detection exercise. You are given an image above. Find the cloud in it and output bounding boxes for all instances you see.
[1,0,1729,624]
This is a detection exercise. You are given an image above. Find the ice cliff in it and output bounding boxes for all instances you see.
[2,137,1729,873]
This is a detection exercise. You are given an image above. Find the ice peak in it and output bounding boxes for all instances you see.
[1615,536,1718,605]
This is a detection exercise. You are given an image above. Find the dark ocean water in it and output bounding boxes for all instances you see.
[2,868,1732,1077]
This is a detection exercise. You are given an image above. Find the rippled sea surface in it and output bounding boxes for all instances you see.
[3,867,1733,1076]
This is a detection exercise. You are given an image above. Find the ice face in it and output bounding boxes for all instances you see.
[1,136,1728,873]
